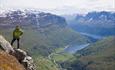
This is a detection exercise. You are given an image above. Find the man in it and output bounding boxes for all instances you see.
[11,26,23,49]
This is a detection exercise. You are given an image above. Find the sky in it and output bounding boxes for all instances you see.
[0,0,115,15]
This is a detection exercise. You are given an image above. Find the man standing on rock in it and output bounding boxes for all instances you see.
[11,25,23,49]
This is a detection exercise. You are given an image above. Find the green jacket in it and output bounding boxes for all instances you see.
[13,28,23,39]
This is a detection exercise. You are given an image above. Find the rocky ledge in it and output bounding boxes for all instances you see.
[0,35,36,70]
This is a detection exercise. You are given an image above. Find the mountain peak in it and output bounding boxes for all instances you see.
[0,10,67,28]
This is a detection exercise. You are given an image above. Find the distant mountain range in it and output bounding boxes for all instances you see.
[75,11,115,27]
[67,11,115,36]
[0,10,67,28]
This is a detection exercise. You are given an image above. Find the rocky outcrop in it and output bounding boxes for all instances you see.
[0,35,36,70]
[13,49,36,70]
[0,35,14,53]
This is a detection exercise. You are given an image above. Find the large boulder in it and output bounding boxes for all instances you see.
[0,35,14,53]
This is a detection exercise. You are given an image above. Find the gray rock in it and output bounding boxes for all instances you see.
[13,49,27,62]
[22,56,36,70]
[13,49,36,70]
[0,35,14,53]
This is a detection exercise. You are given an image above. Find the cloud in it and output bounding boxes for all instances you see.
[0,0,114,14]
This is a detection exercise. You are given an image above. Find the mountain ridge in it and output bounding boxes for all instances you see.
[67,11,115,36]
[0,10,67,28]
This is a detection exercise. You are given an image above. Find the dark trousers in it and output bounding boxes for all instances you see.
[11,38,20,49]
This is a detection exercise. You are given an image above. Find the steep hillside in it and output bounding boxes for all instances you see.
[0,51,25,70]
[77,36,115,55]
[63,36,115,70]
[34,56,59,70]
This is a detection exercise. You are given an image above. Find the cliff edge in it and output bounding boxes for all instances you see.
[0,35,36,70]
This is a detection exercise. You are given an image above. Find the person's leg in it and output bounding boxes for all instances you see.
[11,38,16,46]
[17,38,20,49]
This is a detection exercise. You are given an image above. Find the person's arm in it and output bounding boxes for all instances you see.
[13,30,15,37]
[20,29,23,36]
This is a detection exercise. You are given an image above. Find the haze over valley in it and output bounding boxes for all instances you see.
[0,0,115,70]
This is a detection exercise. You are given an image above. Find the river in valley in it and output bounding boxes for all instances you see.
[64,43,90,54]
[64,32,104,54]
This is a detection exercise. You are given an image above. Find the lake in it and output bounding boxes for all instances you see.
[64,43,90,54]
[64,32,104,54]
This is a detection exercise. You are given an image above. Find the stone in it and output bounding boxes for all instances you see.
[0,35,14,53]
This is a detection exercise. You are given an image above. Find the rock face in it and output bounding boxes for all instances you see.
[0,35,14,53]
[0,35,36,70]
[13,49,36,70]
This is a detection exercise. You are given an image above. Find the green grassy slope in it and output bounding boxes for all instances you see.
[67,36,115,70]
[77,36,115,56]
[0,25,89,56]
[33,56,59,70]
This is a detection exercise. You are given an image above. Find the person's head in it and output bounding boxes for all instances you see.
[15,25,20,29]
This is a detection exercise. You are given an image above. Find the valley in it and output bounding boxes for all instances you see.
[0,10,115,70]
